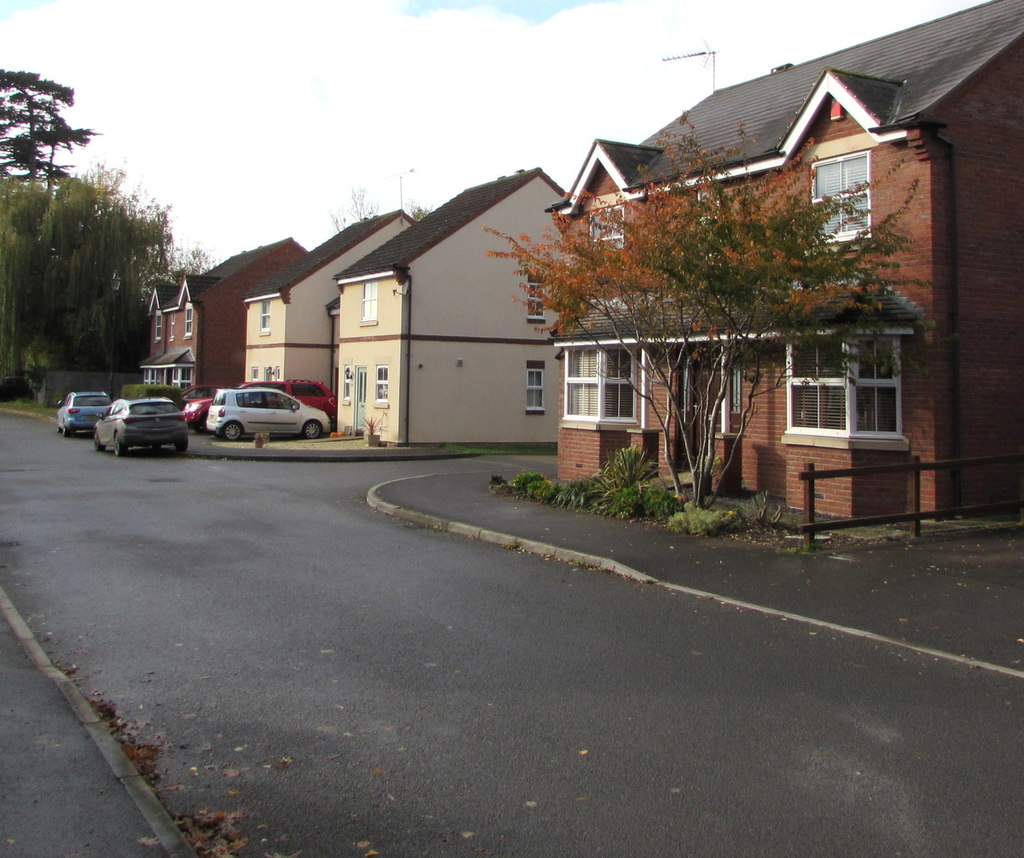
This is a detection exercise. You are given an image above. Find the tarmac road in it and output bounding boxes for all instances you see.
[3,412,1024,856]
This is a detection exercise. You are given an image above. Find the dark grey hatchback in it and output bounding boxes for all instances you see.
[93,397,189,456]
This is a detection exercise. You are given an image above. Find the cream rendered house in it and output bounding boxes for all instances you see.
[242,211,411,387]
[334,168,563,444]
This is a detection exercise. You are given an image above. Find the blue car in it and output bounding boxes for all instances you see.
[57,391,112,437]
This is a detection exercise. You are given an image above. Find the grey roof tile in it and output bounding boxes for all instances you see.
[639,0,1024,178]
[243,211,409,300]
[335,168,563,281]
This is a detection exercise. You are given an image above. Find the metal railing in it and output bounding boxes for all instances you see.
[800,453,1024,550]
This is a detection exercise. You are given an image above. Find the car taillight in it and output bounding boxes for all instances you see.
[67,407,80,413]
[123,416,141,424]
[215,407,225,417]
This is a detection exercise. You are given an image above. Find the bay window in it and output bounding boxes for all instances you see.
[565,347,635,421]
[788,338,900,438]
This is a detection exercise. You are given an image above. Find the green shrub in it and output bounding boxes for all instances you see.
[667,503,742,537]
[601,486,644,519]
[553,479,597,510]
[530,479,560,503]
[511,472,547,494]
[596,446,658,492]
[641,486,682,519]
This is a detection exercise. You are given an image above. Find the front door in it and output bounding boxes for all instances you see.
[354,366,368,433]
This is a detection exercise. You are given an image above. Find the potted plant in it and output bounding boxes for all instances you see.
[363,414,383,447]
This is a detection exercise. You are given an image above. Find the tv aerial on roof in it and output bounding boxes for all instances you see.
[663,44,717,92]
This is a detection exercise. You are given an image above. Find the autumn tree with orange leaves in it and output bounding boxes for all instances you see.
[492,131,916,505]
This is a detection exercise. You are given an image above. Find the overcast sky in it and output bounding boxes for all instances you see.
[0,0,981,261]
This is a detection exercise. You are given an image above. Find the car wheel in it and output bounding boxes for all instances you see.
[93,431,105,452]
[222,421,243,442]
[63,426,74,438]
[113,434,128,457]
[174,438,189,453]
[301,420,323,440]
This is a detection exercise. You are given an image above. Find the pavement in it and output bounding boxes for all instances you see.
[3,435,1024,856]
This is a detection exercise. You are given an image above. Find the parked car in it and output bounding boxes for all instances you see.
[237,379,337,426]
[0,376,32,401]
[56,391,111,437]
[93,398,189,456]
[183,395,214,432]
[181,385,219,403]
[206,388,328,441]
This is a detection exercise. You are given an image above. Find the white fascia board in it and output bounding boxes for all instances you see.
[335,269,395,287]
[564,143,645,215]
[243,292,280,304]
[778,72,908,158]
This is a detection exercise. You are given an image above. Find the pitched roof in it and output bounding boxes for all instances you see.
[335,168,563,281]
[601,0,1024,186]
[182,274,220,302]
[244,210,409,300]
[205,238,299,280]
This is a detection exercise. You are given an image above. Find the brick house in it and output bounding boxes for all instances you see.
[548,0,1024,516]
[142,238,305,389]
[241,211,412,391]
[333,169,563,444]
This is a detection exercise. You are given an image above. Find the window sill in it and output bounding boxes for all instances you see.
[561,418,640,431]
[781,432,909,452]
[360,319,378,327]
[525,409,545,416]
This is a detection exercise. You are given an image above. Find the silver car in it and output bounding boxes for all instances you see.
[93,397,189,456]
[206,388,328,441]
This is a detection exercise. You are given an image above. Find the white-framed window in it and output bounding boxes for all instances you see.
[375,365,389,403]
[813,152,869,239]
[143,368,158,384]
[154,314,163,341]
[184,305,193,337]
[250,366,259,381]
[565,347,635,421]
[172,366,192,387]
[589,204,624,248]
[787,337,900,437]
[526,362,544,412]
[362,282,378,322]
[169,316,176,341]
[526,281,544,322]
[263,365,274,381]
[259,300,271,333]
[342,366,352,402]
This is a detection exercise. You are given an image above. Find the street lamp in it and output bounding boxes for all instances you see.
[108,272,122,397]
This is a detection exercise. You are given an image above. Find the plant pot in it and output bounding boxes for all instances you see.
[365,433,380,447]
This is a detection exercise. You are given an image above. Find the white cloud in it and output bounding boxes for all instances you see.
[0,0,977,260]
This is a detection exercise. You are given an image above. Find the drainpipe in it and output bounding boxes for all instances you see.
[936,130,961,505]
[397,267,411,446]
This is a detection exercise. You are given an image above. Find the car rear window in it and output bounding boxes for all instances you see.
[129,402,178,416]
[76,395,110,407]
[291,384,323,397]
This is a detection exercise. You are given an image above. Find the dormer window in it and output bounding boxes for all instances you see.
[813,152,870,239]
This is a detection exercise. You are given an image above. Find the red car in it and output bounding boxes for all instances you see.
[183,395,215,432]
[237,380,336,427]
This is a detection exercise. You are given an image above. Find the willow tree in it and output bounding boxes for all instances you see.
[0,167,171,376]
[492,133,916,505]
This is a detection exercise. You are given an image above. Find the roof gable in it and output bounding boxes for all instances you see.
[642,0,1024,177]
[556,0,1024,206]
[243,210,411,302]
[335,168,563,282]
